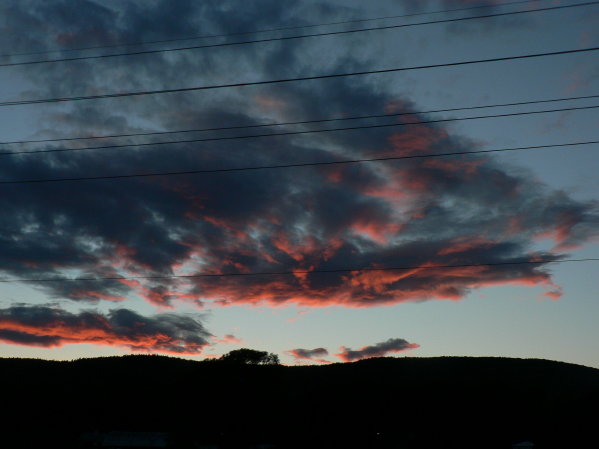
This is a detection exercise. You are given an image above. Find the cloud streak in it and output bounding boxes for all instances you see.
[0,306,212,354]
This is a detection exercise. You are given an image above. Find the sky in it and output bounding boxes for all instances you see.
[0,0,597,367]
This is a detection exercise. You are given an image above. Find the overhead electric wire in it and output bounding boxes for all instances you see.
[0,2,596,68]
[1,104,597,158]
[2,93,597,147]
[0,0,539,58]
[1,46,597,108]
[0,257,597,284]
[0,140,596,185]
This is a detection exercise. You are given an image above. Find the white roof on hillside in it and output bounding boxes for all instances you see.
[513,442,534,448]
[102,431,168,447]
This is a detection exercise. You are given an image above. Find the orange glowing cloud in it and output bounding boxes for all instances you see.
[437,237,496,256]
[183,256,562,308]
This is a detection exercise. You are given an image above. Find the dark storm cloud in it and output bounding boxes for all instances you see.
[402,0,504,13]
[438,0,507,7]
[0,0,597,309]
[336,338,420,362]
[287,347,330,363]
[0,305,212,353]
[394,0,539,21]
[400,0,536,35]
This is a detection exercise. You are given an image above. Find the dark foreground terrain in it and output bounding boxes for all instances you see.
[2,355,597,448]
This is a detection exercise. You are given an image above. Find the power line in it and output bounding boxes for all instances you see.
[1,46,597,107]
[0,257,596,283]
[0,0,539,58]
[1,2,595,68]
[0,140,595,185]
[1,104,596,157]
[2,93,597,146]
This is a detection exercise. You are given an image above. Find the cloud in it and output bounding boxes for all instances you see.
[0,1,596,311]
[0,306,212,354]
[335,338,420,362]
[287,347,330,364]
[214,334,243,345]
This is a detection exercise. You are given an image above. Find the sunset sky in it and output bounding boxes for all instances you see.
[0,0,597,367]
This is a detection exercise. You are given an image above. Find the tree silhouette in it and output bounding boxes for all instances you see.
[219,348,280,365]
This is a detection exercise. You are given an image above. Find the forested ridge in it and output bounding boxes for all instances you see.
[2,355,597,448]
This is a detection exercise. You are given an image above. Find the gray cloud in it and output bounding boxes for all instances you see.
[287,347,330,363]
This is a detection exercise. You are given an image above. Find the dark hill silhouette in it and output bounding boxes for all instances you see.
[1,355,597,449]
